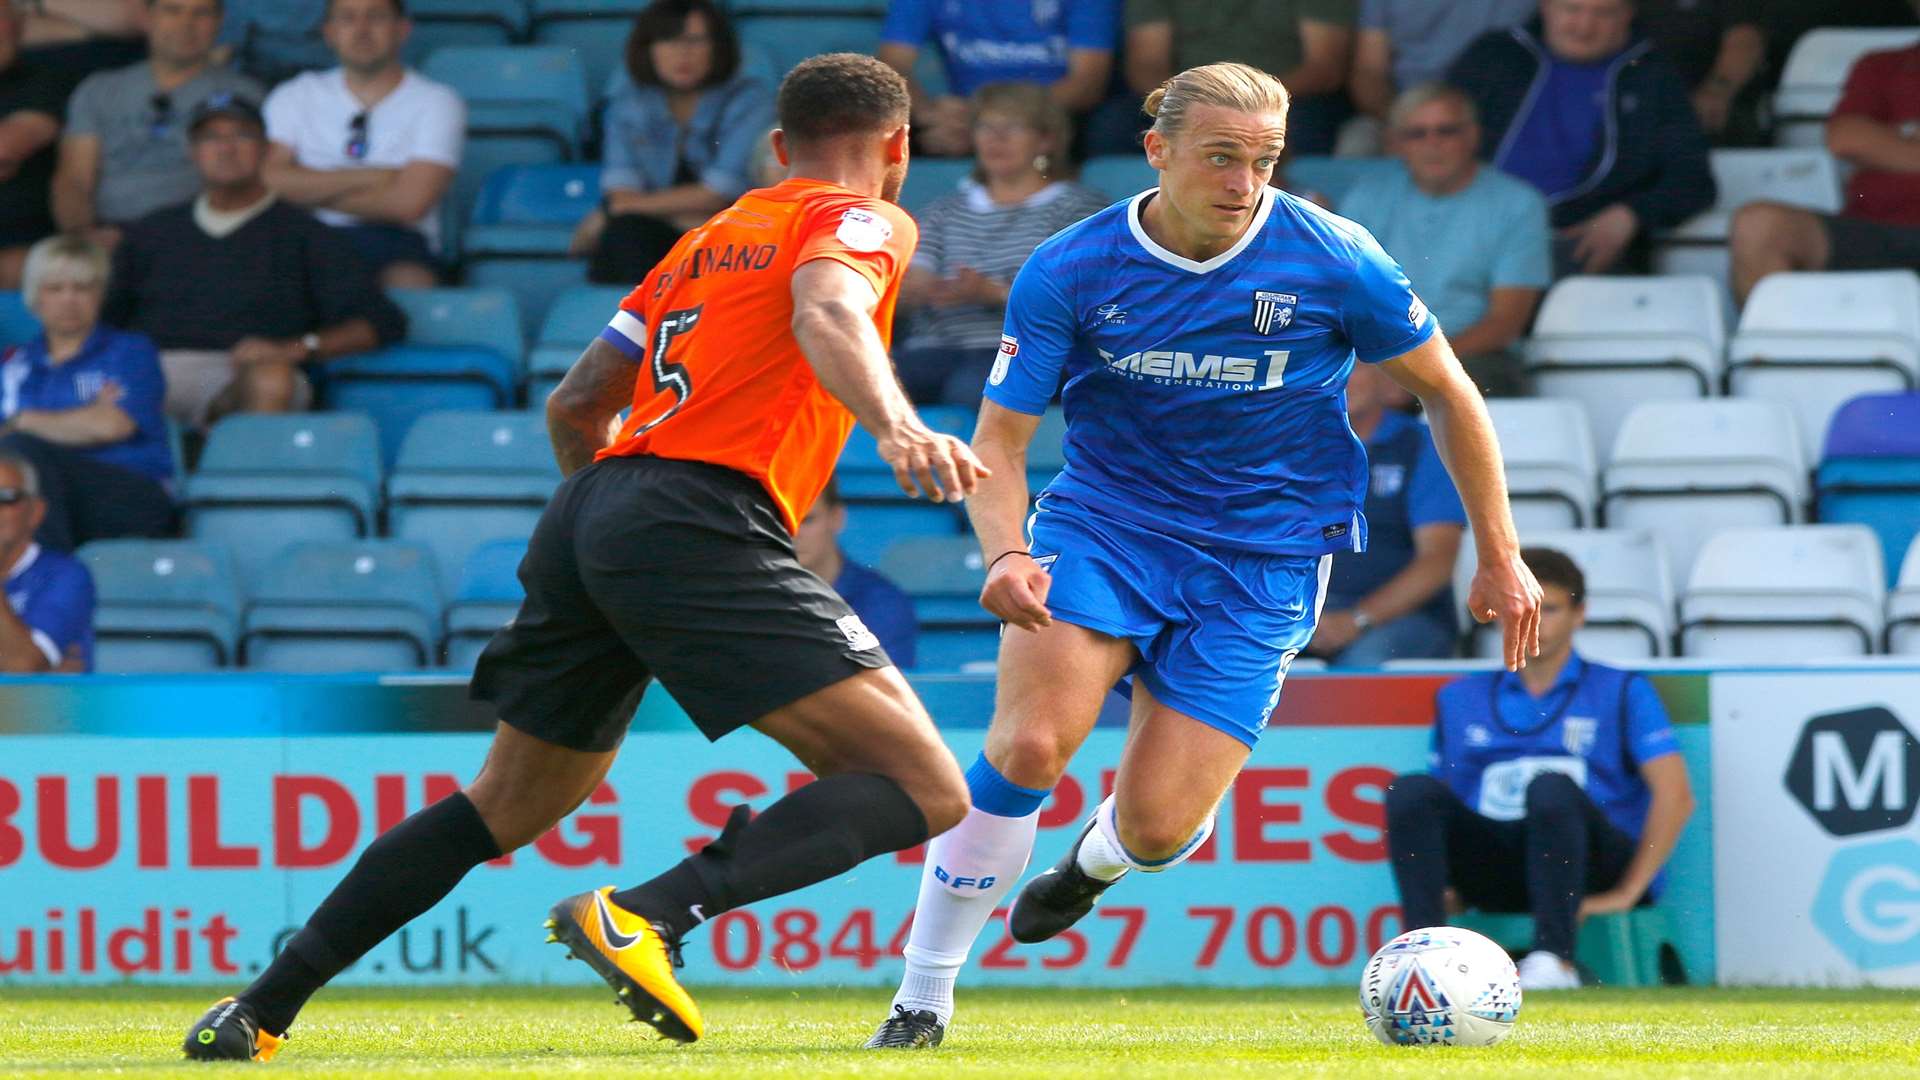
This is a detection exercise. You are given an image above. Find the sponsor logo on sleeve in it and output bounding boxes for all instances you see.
[989,335,1018,385]
[835,208,893,252]
[1408,294,1429,326]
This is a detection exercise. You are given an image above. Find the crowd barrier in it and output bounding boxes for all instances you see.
[2,665,1915,988]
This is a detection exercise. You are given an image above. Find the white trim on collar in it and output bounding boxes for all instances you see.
[1125,186,1273,275]
[6,542,40,583]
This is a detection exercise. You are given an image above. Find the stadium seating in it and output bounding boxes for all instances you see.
[1888,538,1920,655]
[1524,275,1729,462]
[837,404,974,499]
[1727,270,1920,464]
[1653,148,1844,287]
[463,164,601,336]
[1602,400,1806,593]
[243,541,444,672]
[1679,524,1885,659]
[424,46,591,157]
[734,14,881,82]
[443,537,528,670]
[1284,156,1397,205]
[79,540,242,673]
[1082,154,1156,200]
[227,1,331,85]
[530,1,647,94]
[1772,28,1920,147]
[387,410,559,596]
[915,627,1000,673]
[897,157,975,215]
[1815,393,1920,588]
[327,287,525,461]
[0,290,35,346]
[529,284,629,401]
[1456,908,1680,988]
[405,0,530,56]
[876,535,990,629]
[1462,528,1674,660]
[184,413,384,586]
[1028,407,1068,491]
[1485,399,1597,530]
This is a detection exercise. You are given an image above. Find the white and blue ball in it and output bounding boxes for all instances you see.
[1358,926,1521,1047]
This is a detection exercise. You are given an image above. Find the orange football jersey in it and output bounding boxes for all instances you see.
[594,177,918,532]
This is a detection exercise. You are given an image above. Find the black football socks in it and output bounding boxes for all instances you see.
[240,792,503,1035]
[612,771,929,940]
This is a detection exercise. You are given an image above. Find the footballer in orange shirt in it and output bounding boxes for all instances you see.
[185,54,985,1061]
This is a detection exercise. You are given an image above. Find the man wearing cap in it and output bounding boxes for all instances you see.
[102,94,407,428]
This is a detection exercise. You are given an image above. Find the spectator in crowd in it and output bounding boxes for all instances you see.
[52,0,260,253]
[793,477,918,668]
[1307,361,1465,667]
[21,0,146,83]
[895,83,1108,404]
[1125,0,1355,155]
[1728,30,1920,305]
[1347,0,1535,151]
[1450,0,1714,275]
[0,451,94,673]
[0,2,69,289]
[0,235,173,553]
[1635,0,1764,142]
[262,0,464,289]
[1340,83,1550,395]
[573,0,773,285]
[1384,547,1695,991]
[102,94,407,428]
[877,0,1119,158]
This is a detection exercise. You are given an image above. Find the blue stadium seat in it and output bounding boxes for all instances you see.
[1027,407,1067,490]
[840,503,962,567]
[403,0,530,61]
[243,541,443,672]
[444,537,528,669]
[915,627,999,673]
[424,46,590,157]
[1082,154,1157,200]
[464,164,599,334]
[226,0,331,83]
[390,286,527,362]
[734,14,881,81]
[529,1,646,95]
[444,136,570,259]
[465,262,588,355]
[529,284,627,401]
[876,535,990,627]
[836,407,974,499]
[0,290,36,346]
[898,158,974,215]
[184,414,384,586]
[728,0,886,12]
[1815,393,1920,589]
[1285,156,1398,204]
[79,540,241,673]
[388,410,559,595]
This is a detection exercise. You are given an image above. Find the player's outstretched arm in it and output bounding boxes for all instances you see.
[546,338,642,477]
[791,258,987,502]
[1378,335,1542,671]
[968,400,1051,630]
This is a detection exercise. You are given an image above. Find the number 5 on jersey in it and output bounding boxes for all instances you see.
[634,305,703,436]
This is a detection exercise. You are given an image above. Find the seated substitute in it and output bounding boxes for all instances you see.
[0,451,94,672]
[1384,546,1696,991]
[0,234,174,552]
[1308,361,1465,667]
[792,476,918,668]
[102,93,407,428]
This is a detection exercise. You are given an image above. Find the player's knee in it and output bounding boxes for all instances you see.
[1385,772,1448,825]
[1523,771,1582,821]
[990,727,1075,788]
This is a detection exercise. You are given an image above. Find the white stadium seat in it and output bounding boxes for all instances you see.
[1462,529,1675,661]
[1728,270,1920,463]
[1680,525,1885,659]
[1485,399,1597,530]
[1524,275,1729,463]
[1773,28,1920,147]
[1653,148,1844,288]
[1602,400,1807,594]
[1887,539,1920,656]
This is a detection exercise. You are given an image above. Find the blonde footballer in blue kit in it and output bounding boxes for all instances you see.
[866,61,1544,1049]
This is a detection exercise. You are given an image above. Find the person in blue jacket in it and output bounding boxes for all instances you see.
[1447,0,1714,275]
[793,475,918,669]
[1384,546,1696,991]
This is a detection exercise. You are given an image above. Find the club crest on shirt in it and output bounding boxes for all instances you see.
[1563,716,1599,757]
[835,208,892,252]
[1252,290,1296,335]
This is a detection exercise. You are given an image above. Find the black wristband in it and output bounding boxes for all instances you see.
[987,549,1030,572]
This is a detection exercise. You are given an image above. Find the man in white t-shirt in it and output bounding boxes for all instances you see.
[261,0,463,287]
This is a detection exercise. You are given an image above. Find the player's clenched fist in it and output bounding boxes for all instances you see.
[875,418,990,503]
[1466,550,1544,672]
[980,551,1051,630]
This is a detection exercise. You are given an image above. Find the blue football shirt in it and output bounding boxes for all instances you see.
[4,543,95,671]
[987,186,1438,555]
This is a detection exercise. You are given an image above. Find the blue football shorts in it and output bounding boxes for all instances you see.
[1026,494,1331,747]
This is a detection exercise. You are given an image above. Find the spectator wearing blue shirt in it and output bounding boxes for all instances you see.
[572,0,774,285]
[792,477,918,668]
[1339,83,1550,396]
[877,0,1119,158]
[1308,361,1466,667]
[0,234,173,553]
[0,450,94,672]
[1448,0,1713,275]
[1384,548,1695,991]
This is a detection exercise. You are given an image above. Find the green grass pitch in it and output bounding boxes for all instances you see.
[6,985,1920,1078]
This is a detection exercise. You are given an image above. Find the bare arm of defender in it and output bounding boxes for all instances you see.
[968,400,1051,631]
[790,258,987,503]
[546,339,640,477]
[1379,334,1543,671]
